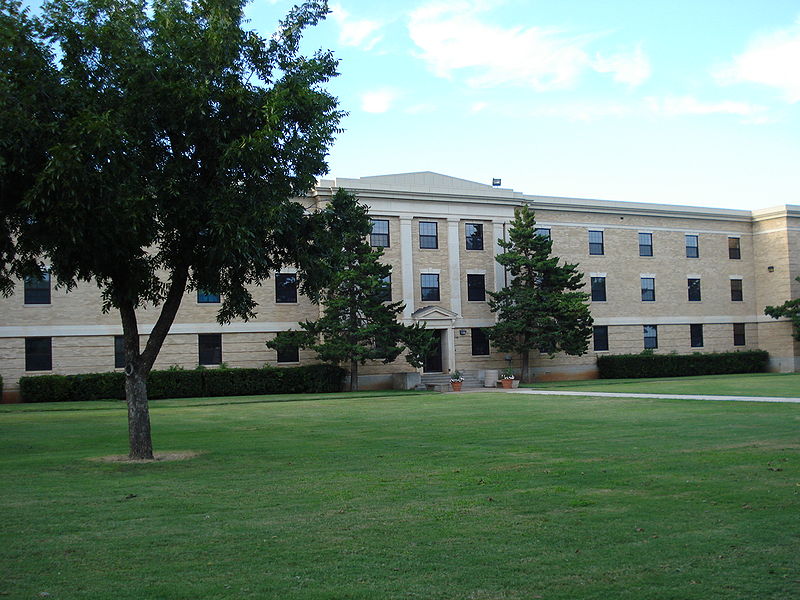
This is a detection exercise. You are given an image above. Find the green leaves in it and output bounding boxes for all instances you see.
[765,277,800,341]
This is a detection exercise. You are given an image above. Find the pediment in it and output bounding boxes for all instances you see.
[411,305,459,322]
[358,171,498,192]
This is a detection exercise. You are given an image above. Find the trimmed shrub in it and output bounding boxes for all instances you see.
[19,364,346,403]
[597,350,769,379]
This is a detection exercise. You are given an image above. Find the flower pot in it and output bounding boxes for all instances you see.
[450,381,462,392]
[500,379,513,389]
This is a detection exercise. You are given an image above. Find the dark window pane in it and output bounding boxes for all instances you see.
[591,277,606,301]
[467,274,485,301]
[24,270,50,304]
[690,324,704,348]
[686,235,699,258]
[638,233,653,257]
[198,334,222,365]
[419,221,438,249]
[589,230,604,255]
[730,279,743,301]
[471,328,490,355]
[733,323,746,346]
[25,337,52,371]
[370,219,390,248]
[275,273,298,303]
[728,237,741,259]
[197,290,220,303]
[277,345,299,363]
[535,228,551,239]
[421,274,440,302]
[641,278,655,301]
[379,275,392,302]
[114,336,125,369]
[465,223,484,250]
[688,278,701,302]
[643,325,658,349]
[593,326,609,351]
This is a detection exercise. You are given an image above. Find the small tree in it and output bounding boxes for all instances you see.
[765,277,800,340]
[267,189,433,391]
[487,205,593,382]
[0,0,342,458]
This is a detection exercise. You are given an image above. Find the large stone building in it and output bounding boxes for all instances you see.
[1,172,798,399]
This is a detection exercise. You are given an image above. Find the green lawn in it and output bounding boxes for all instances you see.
[523,372,800,397]
[1,391,799,599]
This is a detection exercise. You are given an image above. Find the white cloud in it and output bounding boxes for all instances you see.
[330,3,384,49]
[646,95,768,119]
[408,1,649,90]
[527,102,632,121]
[361,89,398,113]
[404,103,437,114]
[715,17,800,103]
[470,101,488,113]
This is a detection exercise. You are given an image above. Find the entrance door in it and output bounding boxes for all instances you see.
[423,330,443,373]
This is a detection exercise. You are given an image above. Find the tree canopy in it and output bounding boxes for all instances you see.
[487,205,593,382]
[0,0,343,458]
[765,277,800,341]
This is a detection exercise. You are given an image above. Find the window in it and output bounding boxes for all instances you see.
[421,274,440,301]
[24,270,50,304]
[370,219,389,248]
[471,328,490,356]
[641,277,655,302]
[639,232,653,257]
[728,237,741,259]
[686,235,699,258]
[275,273,297,303]
[379,275,392,302]
[733,323,746,346]
[690,324,704,348]
[419,221,438,249]
[277,344,299,363]
[114,336,125,369]
[467,274,486,301]
[465,223,484,250]
[535,228,551,239]
[197,290,220,303]
[198,333,222,365]
[593,326,609,351]
[590,276,606,302]
[25,337,52,371]
[588,230,604,255]
[688,278,701,302]
[730,279,743,302]
[643,325,658,349]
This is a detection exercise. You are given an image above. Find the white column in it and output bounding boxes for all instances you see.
[445,326,456,374]
[492,220,506,293]
[447,218,462,316]
[400,216,414,320]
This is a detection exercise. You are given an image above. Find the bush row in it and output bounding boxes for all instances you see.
[18,364,346,403]
[596,350,769,379]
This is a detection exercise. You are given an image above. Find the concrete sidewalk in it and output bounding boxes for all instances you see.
[509,389,800,403]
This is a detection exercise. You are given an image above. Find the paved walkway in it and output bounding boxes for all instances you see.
[508,389,800,403]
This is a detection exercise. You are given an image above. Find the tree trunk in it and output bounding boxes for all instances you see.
[126,368,153,459]
[521,350,531,383]
[350,358,359,392]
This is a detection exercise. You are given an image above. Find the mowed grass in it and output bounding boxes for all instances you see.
[1,391,799,599]
[524,372,800,398]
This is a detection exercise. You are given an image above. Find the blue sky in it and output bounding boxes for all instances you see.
[245,0,800,210]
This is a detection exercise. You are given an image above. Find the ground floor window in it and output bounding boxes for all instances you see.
[593,326,609,351]
[198,334,222,365]
[277,344,299,363]
[114,335,125,368]
[25,337,52,371]
[690,324,704,348]
[643,325,658,349]
[733,323,746,346]
[471,328,490,355]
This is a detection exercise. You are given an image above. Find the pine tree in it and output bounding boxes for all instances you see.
[765,277,800,340]
[488,205,593,382]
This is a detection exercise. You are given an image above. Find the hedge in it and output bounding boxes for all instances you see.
[18,364,346,403]
[596,350,769,379]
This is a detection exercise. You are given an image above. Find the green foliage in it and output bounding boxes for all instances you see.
[765,277,800,341]
[18,364,345,402]
[597,350,769,379]
[487,205,593,380]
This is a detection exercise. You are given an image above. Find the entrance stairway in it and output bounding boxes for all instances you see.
[420,370,482,392]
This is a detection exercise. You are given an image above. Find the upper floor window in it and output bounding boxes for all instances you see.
[687,278,701,302]
[26,337,52,371]
[465,223,484,250]
[471,328,490,356]
[588,230,604,255]
[638,233,653,257]
[730,279,743,302]
[593,325,609,351]
[24,270,50,305]
[379,275,392,302]
[590,276,606,302]
[535,228,551,240]
[733,323,746,346]
[114,335,125,369]
[197,290,220,303]
[275,273,298,303]
[370,219,389,248]
[685,235,699,258]
[198,333,222,365]
[421,273,440,302]
[467,274,486,301]
[641,277,655,302]
[690,324,704,348]
[643,325,658,349]
[728,237,741,259]
[419,221,438,249]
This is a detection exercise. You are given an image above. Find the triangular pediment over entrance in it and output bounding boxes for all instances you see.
[411,305,458,324]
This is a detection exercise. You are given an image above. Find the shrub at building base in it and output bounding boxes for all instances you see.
[597,350,769,379]
[18,365,345,403]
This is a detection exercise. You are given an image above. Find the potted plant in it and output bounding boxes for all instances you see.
[499,367,515,389]
[450,370,464,391]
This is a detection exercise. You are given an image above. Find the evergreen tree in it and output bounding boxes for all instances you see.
[267,189,432,391]
[765,277,800,340]
[487,205,593,382]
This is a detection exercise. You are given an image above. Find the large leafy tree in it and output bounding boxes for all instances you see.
[765,277,800,341]
[487,205,593,382]
[267,189,433,391]
[0,0,343,458]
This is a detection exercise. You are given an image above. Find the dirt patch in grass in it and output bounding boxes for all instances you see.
[88,450,203,463]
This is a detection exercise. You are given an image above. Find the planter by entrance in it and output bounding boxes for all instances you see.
[450,381,462,392]
[499,379,514,389]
